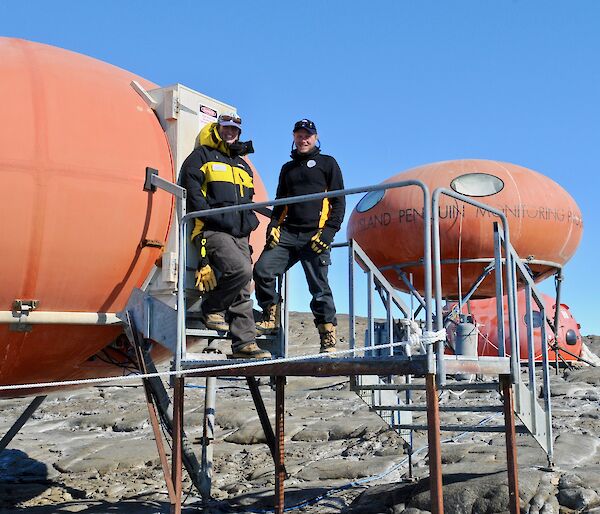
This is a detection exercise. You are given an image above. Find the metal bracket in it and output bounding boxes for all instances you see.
[144,167,159,192]
[141,239,164,249]
[130,80,158,110]
[13,299,39,312]
[9,300,39,332]
[143,167,186,200]
[117,288,178,354]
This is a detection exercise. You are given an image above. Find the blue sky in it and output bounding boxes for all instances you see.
[2,1,599,334]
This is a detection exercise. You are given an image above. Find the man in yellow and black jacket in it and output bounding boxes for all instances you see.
[180,114,270,359]
[253,119,345,353]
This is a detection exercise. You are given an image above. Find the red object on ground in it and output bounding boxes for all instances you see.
[446,291,583,361]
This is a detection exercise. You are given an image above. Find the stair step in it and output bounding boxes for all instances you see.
[392,424,528,433]
[352,382,500,392]
[373,405,504,413]
[186,328,276,340]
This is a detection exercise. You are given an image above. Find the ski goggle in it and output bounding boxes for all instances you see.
[218,114,242,125]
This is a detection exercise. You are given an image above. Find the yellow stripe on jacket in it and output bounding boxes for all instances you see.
[200,162,254,197]
[318,197,330,228]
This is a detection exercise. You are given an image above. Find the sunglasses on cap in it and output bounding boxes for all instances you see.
[218,114,242,124]
[293,119,317,133]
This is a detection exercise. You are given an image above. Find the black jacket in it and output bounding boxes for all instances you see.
[180,123,259,238]
[271,148,345,236]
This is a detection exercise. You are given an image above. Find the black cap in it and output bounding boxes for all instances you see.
[293,119,317,134]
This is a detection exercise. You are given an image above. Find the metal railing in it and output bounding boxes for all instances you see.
[175,180,432,373]
[496,226,554,459]
[142,176,554,398]
[431,188,553,458]
[432,188,519,384]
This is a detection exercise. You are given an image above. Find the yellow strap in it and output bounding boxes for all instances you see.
[318,197,330,228]
[191,219,205,241]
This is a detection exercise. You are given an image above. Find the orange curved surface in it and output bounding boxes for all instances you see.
[0,39,272,397]
[0,38,174,391]
[245,157,269,262]
[347,160,583,298]
[446,291,583,361]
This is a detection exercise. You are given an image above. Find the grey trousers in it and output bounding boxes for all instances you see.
[253,227,337,326]
[195,231,255,348]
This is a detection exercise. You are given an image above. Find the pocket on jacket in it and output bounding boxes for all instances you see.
[318,252,332,266]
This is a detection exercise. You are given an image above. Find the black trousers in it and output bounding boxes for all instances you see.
[253,227,337,326]
[195,231,255,349]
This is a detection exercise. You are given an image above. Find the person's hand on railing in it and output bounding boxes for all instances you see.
[195,235,217,293]
[265,224,281,249]
[310,227,335,254]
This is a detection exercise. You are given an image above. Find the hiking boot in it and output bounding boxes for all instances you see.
[317,323,337,353]
[256,304,279,335]
[231,342,272,359]
[201,311,229,332]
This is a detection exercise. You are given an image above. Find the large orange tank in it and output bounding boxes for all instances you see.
[446,291,583,361]
[0,38,268,394]
[347,160,583,298]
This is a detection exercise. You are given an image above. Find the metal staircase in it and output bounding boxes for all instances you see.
[113,169,558,514]
[342,216,554,463]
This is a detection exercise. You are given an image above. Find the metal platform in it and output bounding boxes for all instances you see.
[179,354,511,377]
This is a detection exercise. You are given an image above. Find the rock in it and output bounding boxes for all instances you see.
[558,487,599,510]
[297,456,397,481]
[553,433,600,467]
[292,427,330,441]
[3,320,600,514]
[563,367,600,386]
[224,419,304,444]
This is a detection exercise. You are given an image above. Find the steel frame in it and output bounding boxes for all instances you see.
[135,179,557,514]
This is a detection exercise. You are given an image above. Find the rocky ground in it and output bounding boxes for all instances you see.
[0,320,599,514]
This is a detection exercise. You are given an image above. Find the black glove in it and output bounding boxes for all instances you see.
[265,222,281,249]
[310,227,336,254]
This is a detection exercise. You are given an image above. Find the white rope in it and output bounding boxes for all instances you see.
[421,329,447,345]
[0,336,445,392]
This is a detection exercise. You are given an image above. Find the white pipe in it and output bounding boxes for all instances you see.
[0,311,121,325]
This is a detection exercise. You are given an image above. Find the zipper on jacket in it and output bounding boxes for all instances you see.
[232,164,243,231]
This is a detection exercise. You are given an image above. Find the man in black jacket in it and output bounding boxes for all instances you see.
[180,114,271,359]
[253,119,345,353]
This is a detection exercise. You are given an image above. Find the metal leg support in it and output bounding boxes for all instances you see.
[501,375,520,514]
[426,374,443,514]
[200,376,216,499]
[247,377,286,475]
[171,376,184,514]
[274,376,286,514]
[0,395,46,452]
[126,312,204,501]
[131,341,176,504]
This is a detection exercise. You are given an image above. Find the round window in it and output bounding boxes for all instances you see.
[565,329,578,346]
[450,173,504,197]
[356,190,385,213]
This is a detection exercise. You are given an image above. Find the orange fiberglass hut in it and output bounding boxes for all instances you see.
[347,159,583,299]
[347,159,584,362]
[0,38,268,395]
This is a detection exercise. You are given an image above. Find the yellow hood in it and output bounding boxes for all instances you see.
[198,122,230,155]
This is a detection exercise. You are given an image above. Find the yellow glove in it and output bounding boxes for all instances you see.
[266,225,281,249]
[195,235,217,293]
[195,265,217,293]
[310,229,331,254]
